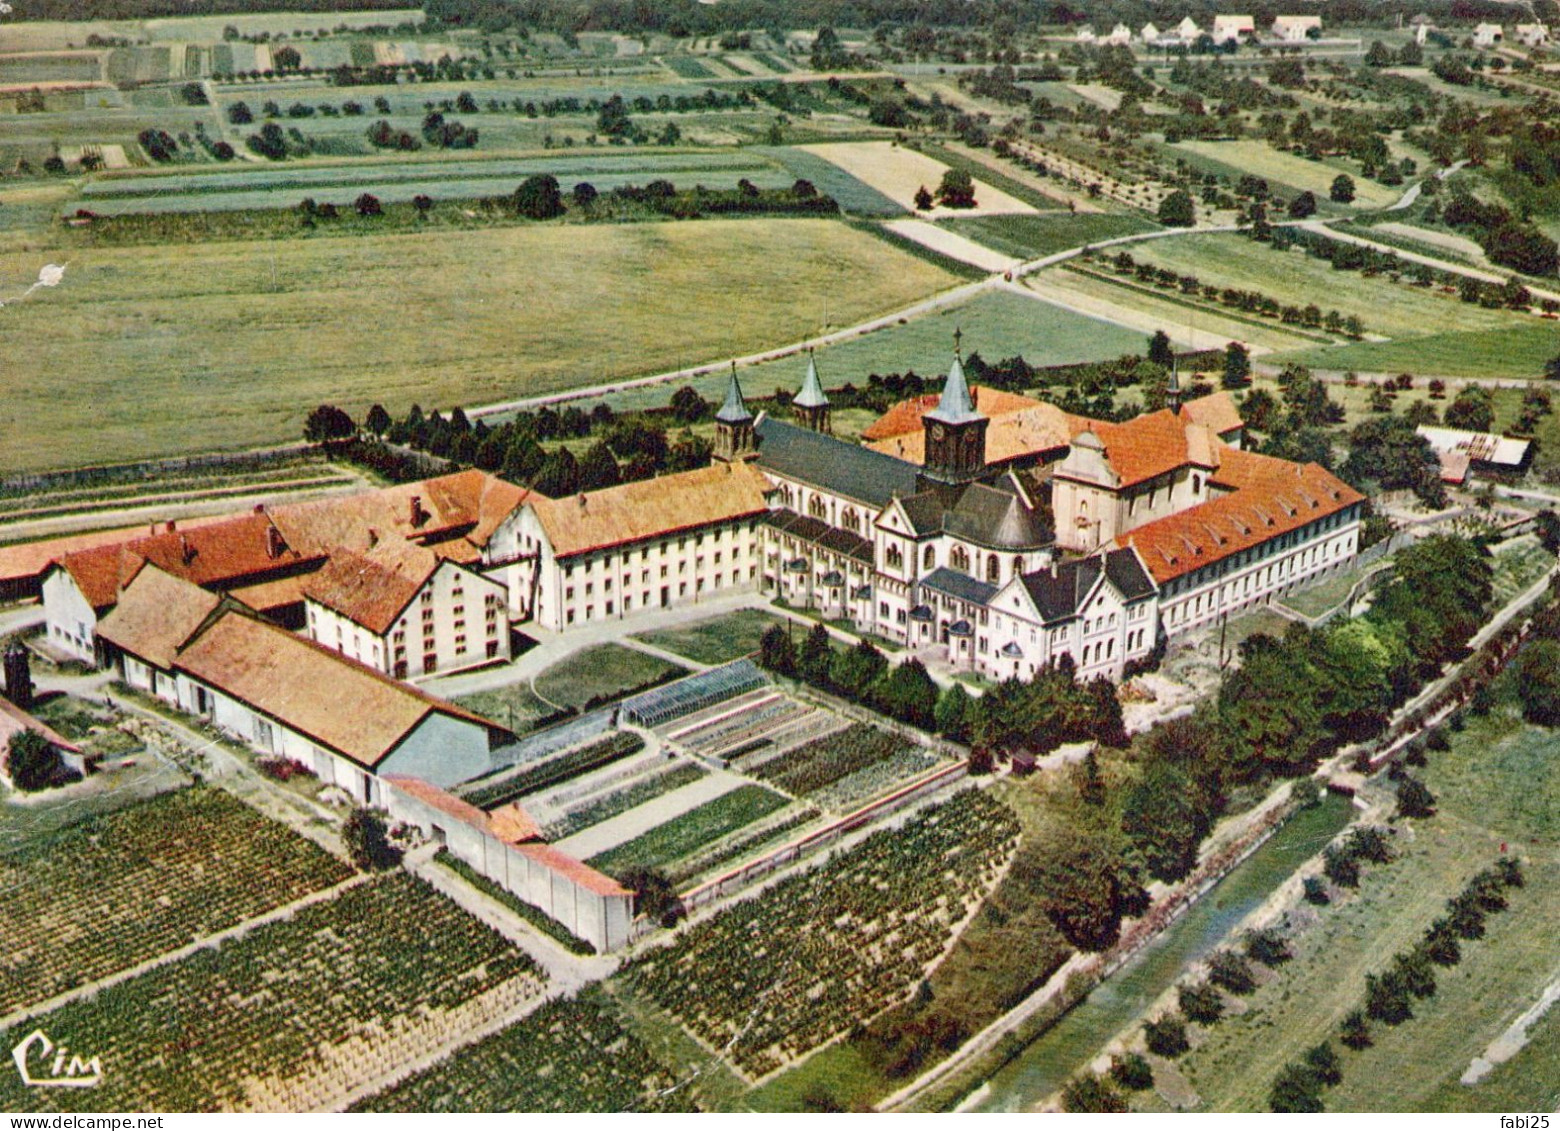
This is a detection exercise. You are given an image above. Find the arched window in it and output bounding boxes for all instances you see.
[1013,555,1023,579]
[951,546,970,573]
[808,495,826,520]
[1193,474,1203,493]
[986,555,1001,583]
[842,507,859,533]
[887,544,904,569]
[923,545,935,570]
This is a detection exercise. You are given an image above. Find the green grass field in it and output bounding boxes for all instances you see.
[0,217,956,472]
[1136,683,1560,1113]
[942,213,1158,260]
[1278,322,1560,381]
[1163,139,1399,210]
[532,644,686,711]
[632,609,788,665]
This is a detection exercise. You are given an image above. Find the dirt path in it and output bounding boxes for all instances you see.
[1461,972,1560,1084]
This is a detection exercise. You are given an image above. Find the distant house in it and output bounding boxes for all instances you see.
[1075,26,1097,42]
[1515,23,1550,46]
[1105,22,1133,44]
[1175,17,1202,41]
[1270,15,1322,41]
[1416,426,1532,484]
[1141,21,1161,41]
[1212,14,1257,42]
[1473,22,1504,46]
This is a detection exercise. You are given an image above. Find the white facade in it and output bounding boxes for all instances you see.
[1473,23,1503,46]
[1270,15,1322,41]
[1105,22,1133,44]
[305,560,510,680]
[1051,431,1216,553]
[1155,504,1363,636]
[511,508,764,633]
[1212,14,1256,42]
[1515,23,1549,45]
[41,567,99,663]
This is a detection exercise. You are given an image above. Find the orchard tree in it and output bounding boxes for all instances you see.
[1222,341,1252,388]
[1158,188,1196,227]
[304,404,356,447]
[1148,329,1175,368]
[1330,174,1356,203]
[936,168,977,209]
[1288,190,1317,218]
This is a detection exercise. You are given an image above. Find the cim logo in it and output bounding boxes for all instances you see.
[11,1030,104,1089]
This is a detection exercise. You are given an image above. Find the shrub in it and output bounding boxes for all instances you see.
[1346,826,1393,865]
[1339,1009,1372,1049]
[1269,1063,1323,1112]
[1110,1052,1154,1091]
[1245,927,1291,967]
[1304,1041,1343,1087]
[1392,947,1438,999]
[1061,1072,1126,1112]
[342,807,402,871]
[1208,949,1257,994]
[1422,918,1463,966]
[1303,876,1330,905]
[1323,845,1361,888]
[1179,982,1225,1025]
[1396,777,1437,819]
[1144,1014,1190,1058]
[5,729,65,792]
[1364,970,1414,1025]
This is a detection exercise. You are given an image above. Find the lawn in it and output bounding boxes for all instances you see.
[1135,684,1560,1113]
[632,609,788,665]
[452,681,555,735]
[533,644,687,712]
[1488,537,1554,607]
[1277,322,1560,381]
[733,287,1149,402]
[942,213,1159,260]
[1277,561,1378,620]
[587,783,790,877]
[0,217,957,472]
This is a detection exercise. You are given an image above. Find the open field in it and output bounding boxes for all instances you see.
[1164,139,1399,209]
[0,786,351,1018]
[632,609,788,665]
[1133,682,1560,1113]
[354,991,689,1112]
[801,140,1037,217]
[0,872,543,1112]
[942,213,1158,260]
[0,217,957,473]
[733,286,1148,402]
[0,11,425,52]
[1277,323,1560,381]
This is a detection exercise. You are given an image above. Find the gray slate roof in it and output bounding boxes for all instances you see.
[1020,548,1156,624]
[754,418,921,508]
[716,368,752,424]
[920,567,998,606]
[794,354,830,409]
[924,353,982,426]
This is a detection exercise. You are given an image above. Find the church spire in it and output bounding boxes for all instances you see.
[919,328,989,485]
[793,349,832,434]
[713,362,757,462]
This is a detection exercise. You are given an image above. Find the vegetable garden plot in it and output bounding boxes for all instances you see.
[0,873,543,1113]
[0,786,351,1017]
[627,789,1019,1078]
[460,732,645,811]
[749,722,913,797]
[587,784,790,877]
[353,992,688,1111]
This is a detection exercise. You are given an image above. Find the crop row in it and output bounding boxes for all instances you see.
[544,762,706,841]
[462,732,645,810]
[808,747,944,814]
[0,786,352,1017]
[751,723,909,798]
[0,873,542,1112]
[587,784,790,878]
[628,789,1019,1077]
[353,992,688,1111]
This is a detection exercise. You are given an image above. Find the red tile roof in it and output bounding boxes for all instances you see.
[860,386,1045,441]
[1118,450,1364,583]
[1179,391,1244,437]
[514,842,632,897]
[300,546,441,636]
[1090,409,1207,488]
[96,564,223,668]
[383,774,492,831]
[0,514,231,588]
[0,697,82,755]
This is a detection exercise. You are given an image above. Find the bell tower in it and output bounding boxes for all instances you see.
[920,330,988,485]
[713,362,756,463]
[793,350,832,435]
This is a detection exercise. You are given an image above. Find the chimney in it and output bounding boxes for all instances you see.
[165,520,177,533]
[180,534,195,566]
[253,503,266,514]
[1050,558,1058,580]
[368,528,379,549]
[578,493,587,510]
[409,495,425,527]
[265,524,284,560]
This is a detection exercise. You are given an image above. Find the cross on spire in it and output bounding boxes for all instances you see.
[953,326,963,358]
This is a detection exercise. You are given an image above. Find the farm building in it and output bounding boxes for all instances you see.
[1416,426,1533,484]
[383,775,634,953]
[1270,15,1322,40]
[1104,22,1133,44]
[1174,16,1202,40]
[302,546,510,679]
[1212,14,1257,41]
[1515,23,1550,45]
[1141,21,1161,41]
[1473,22,1503,46]
[1075,26,1097,42]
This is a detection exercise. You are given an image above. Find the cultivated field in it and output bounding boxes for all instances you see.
[943,213,1158,260]
[1164,139,1399,209]
[1133,684,1560,1113]
[0,872,544,1112]
[587,783,791,877]
[0,218,957,472]
[1278,323,1560,381]
[354,992,689,1112]
[0,786,351,1017]
[801,141,1038,217]
[624,788,1019,1079]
